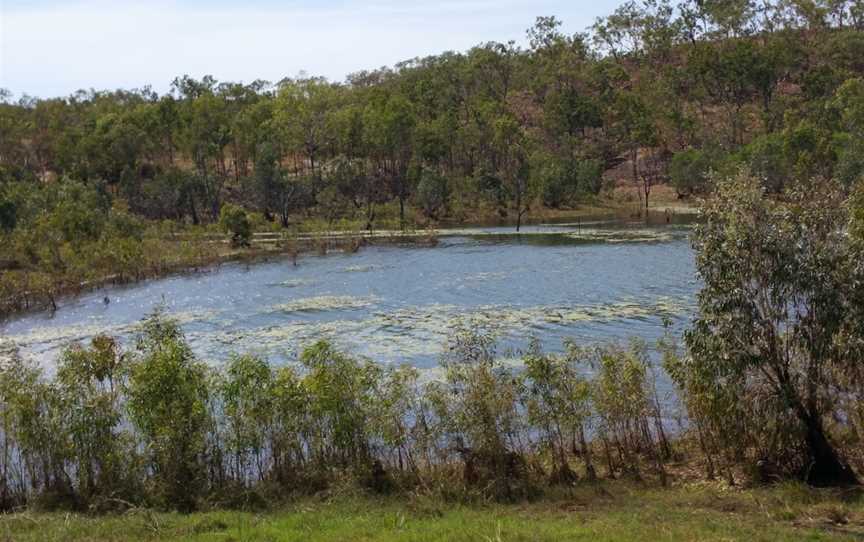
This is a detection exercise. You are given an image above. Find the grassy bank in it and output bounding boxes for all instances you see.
[3,481,861,541]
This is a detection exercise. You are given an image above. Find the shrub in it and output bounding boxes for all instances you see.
[219,203,252,247]
[414,168,450,221]
[126,311,212,510]
[669,149,716,197]
[56,336,141,507]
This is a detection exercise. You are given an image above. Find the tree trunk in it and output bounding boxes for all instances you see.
[579,425,597,481]
[803,415,859,486]
[515,186,522,232]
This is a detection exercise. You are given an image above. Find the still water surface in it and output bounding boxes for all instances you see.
[0,221,699,373]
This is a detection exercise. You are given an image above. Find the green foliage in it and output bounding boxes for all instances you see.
[833,77,864,136]
[534,155,603,208]
[300,341,381,467]
[429,331,532,499]
[682,170,863,486]
[56,336,140,507]
[523,341,593,480]
[669,149,720,196]
[413,168,449,220]
[0,356,70,506]
[1,3,863,302]
[218,203,252,247]
[832,134,864,187]
[740,133,789,192]
[127,311,212,510]
[221,354,273,484]
[851,180,864,246]
[0,198,16,233]
[5,0,864,511]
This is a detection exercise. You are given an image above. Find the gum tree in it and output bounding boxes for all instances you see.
[684,170,862,486]
[126,311,212,510]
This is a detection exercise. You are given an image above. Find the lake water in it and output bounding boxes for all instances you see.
[0,221,699,376]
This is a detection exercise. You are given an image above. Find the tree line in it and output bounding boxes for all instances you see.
[2,0,864,233]
[0,308,681,512]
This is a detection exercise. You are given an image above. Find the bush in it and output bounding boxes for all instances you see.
[669,149,717,197]
[57,336,141,507]
[680,170,862,486]
[740,134,788,193]
[127,311,212,511]
[219,203,252,247]
[535,156,603,208]
[0,199,16,233]
[414,168,449,221]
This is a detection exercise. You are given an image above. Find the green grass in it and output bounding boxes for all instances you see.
[2,481,862,541]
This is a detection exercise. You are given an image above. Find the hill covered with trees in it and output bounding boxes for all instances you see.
[2,0,864,226]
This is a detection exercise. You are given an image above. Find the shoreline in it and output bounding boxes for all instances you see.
[0,201,697,322]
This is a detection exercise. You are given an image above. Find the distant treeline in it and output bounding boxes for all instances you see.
[1,172,864,513]
[2,0,864,232]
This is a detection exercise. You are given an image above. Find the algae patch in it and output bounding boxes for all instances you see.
[269,278,317,288]
[268,295,378,314]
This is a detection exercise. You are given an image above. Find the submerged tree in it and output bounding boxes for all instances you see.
[683,170,863,486]
[219,203,252,247]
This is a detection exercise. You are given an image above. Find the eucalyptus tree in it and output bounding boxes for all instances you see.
[268,365,309,484]
[831,77,864,186]
[610,89,660,208]
[414,167,449,220]
[173,81,232,220]
[427,330,529,499]
[363,92,415,229]
[522,341,595,481]
[126,311,213,510]
[274,77,341,181]
[591,340,668,479]
[0,355,67,504]
[683,170,862,486]
[493,113,535,231]
[221,354,274,484]
[218,80,270,181]
[56,336,139,505]
[299,341,381,468]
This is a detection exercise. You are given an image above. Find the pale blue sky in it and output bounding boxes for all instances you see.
[0,0,620,98]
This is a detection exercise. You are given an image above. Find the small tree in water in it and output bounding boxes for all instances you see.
[683,170,863,486]
[219,203,252,247]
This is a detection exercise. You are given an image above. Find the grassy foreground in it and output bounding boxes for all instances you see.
[2,481,862,542]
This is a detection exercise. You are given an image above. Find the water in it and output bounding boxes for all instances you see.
[0,221,699,375]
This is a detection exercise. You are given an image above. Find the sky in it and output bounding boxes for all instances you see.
[0,0,621,99]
